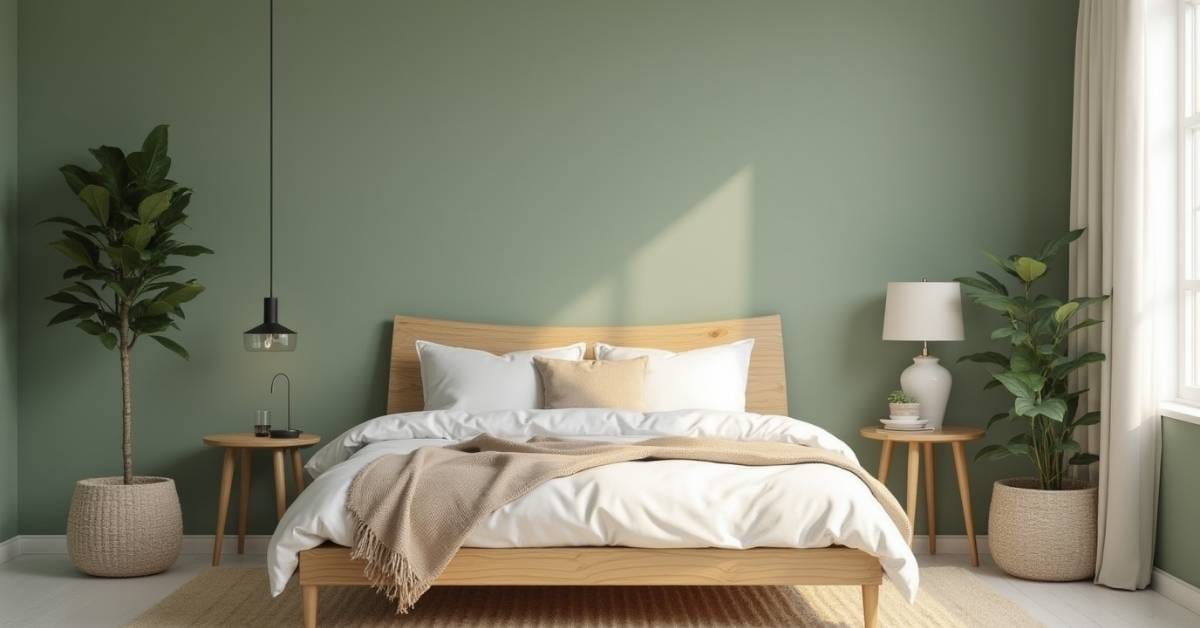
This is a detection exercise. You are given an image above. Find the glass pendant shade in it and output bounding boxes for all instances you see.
[243,297,297,352]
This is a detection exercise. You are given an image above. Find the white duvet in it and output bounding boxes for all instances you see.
[267,408,919,601]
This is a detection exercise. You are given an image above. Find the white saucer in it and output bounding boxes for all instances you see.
[880,418,931,431]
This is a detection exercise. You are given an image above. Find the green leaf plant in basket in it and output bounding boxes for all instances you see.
[955,229,1106,490]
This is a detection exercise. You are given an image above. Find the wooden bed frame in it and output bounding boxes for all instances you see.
[297,315,883,627]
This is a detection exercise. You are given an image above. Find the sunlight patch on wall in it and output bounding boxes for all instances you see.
[552,166,754,325]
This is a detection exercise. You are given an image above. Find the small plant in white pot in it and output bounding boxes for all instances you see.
[956,229,1105,581]
[887,390,921,419]
[44,125,212,577]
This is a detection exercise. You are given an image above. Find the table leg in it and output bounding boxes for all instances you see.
[212,448,235,566]
[877,441,894,483]
[951,441,979,566]
[923,442,936,555]
[237,448,251,554]
[906,442,920,537]
[291,448,305,492]
[272,449,287,519]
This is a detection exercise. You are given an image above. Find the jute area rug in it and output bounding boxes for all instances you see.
[127,566,1040,627]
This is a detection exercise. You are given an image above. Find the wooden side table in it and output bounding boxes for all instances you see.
[859,426,984,566]
[202,432,321,566]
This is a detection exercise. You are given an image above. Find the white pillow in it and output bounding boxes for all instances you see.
[416,340,586,412]
[593,339,755,412]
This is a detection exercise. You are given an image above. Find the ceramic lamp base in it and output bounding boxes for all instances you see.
[900,355,952,429]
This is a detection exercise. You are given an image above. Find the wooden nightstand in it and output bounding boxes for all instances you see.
[202,432,321,566]
[859,426,984,566]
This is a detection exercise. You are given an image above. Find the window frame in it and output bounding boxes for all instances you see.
[1180,1,1200,402]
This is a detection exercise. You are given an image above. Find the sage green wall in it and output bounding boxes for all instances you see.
[0,0,18,543]
[17,0,1077,536]
[1155,418,1200,588]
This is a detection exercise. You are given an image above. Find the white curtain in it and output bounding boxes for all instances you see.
[1069,0,1173,591]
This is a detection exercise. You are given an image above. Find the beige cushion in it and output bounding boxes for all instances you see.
[533,356,648,410]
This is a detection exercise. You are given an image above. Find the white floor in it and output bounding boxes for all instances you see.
[0,552,1196,627]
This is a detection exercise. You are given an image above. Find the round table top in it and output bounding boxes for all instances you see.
[859,425,984,443]
[203,432,321,448]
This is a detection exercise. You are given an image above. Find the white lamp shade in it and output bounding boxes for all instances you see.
[882,282,965,342]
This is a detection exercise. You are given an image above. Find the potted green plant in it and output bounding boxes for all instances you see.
[956,229,1105,581]
[887,390,921,418]
[44,125,212,577]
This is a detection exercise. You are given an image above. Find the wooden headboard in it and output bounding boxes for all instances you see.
[387,315,788,416]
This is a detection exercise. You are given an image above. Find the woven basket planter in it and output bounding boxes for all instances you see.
[988,477,1096,581]
[67,476,182,577]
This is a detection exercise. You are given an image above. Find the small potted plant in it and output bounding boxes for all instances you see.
[887,390,920,418]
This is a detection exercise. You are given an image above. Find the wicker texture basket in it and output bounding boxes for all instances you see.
[988,477,1096,581]
[67,476,182,577]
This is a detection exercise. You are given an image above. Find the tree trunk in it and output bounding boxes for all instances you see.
[119,303,133,485]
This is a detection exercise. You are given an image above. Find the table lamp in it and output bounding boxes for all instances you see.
[882,280,964,429]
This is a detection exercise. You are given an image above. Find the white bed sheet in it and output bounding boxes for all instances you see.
[267,409,918,601]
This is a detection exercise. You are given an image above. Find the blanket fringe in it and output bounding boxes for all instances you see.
[348,515,430,614]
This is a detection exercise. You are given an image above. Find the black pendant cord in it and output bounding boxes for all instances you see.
[268,0,274,299]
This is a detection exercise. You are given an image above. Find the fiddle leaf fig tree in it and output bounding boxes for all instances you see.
[43,125,213,485]
[955,229,1106,490]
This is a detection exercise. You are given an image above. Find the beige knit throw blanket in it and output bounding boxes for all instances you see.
[346,434,911,613]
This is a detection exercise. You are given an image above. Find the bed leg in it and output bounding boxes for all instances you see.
[302,584,318,628]
[861,584,879,628]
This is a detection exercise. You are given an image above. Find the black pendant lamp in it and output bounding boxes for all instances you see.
[244,0,297,352]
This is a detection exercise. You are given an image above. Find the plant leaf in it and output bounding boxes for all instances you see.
[1071,410,1101,428]
[168,244,214,257]
[1038,229,1086,261]
[145,300,175,316]
[1051,352,1106,378]
[1005,432,1032,455]
[45,291,82,305]
[1068,452,1099,465]
[76,319,106,336]
[956,276,998,294]
[99,333,117,350]
[986,412,1011,429]
[1069,318,1103,334]
[48,304,96,326]
[138,190,173,223]
[1054,302,1080,324]
[984,250,1020,279]
[123,224,156,250]
[50,239,94,268]
[160,281,205,305]
[105,246,142,271]
[1013,256,1048,282]
[975,271,1009,295]
[88,145,127,195]
[149,334,189,359]
[958,351,1009,368]
[59,164,94,194]
[992,371,1044,399]
[1009,345,1038,372]
[1014,397,1067,421]
[77,185,110,225]
[974,444,1012,462]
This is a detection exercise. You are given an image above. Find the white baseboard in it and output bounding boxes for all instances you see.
[1152,568,1200,616]
[0,533,983,565]
[2,534,273,562]
[0,536,19,563]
